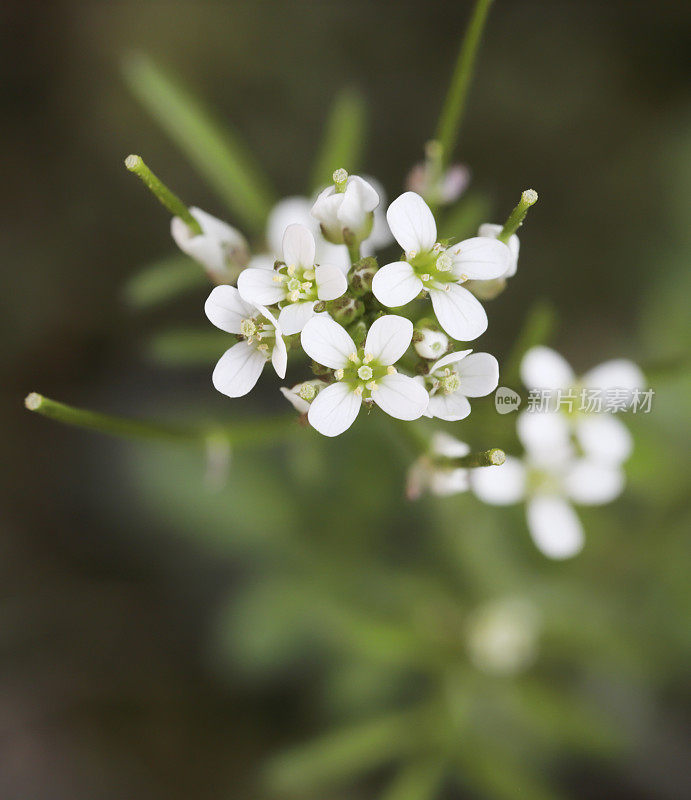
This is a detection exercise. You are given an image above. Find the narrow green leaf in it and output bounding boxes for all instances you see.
[311,88,367,191]
[123,53,275,233]
[123,254,207,310]
[435,0,494,169]
[144,327,230,367]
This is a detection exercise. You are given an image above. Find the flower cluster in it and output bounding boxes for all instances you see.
[189,171,514,436]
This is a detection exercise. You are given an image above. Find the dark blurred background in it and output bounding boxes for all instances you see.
[1,1,690,798]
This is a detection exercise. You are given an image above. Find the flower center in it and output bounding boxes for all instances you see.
[298,383,317,401]
[277,263,317,303]
[240,318,257,339]
[334,349,395,399]
[357,365,373,381]
[437,368,461,395]
[408,245,456,288]
[241,314,276,358]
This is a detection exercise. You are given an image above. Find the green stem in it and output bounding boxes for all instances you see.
[498,189,538,243]
[347,241,361,265]
[435,0,494,170]
[24,392,296,449]
[125,154,202,235]
[436,448,505,468]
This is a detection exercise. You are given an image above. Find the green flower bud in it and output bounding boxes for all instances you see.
[328,295,365,326]
[349,256,378,297]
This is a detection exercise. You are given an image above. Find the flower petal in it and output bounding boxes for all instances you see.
[372,373,429,420]
[171,207,247,278]
[267,197,313,255]
[582,359,645,395]
[280,386,311,415]
[575,414,633,465]
[212,341,266,398]
[520,346,574,391]
[301,315,356,369]
[526,495,584,559]
[430,284,488,341]
[307,382,361,437]
[517,410,572,464]
[204,285,256,334]
[447,237,510,280]
[456,352,499,397]
[338,176,380,232]
[278,301,317,336]
[371,261,423,307]
[430,349,473,373]
[564,459,625,505]
[478,222,520,277]
[315,263,348,301]
[364,315,413,365]
[237,267,285,306]
[431,432,470,458]
[426,391,471,421]
[271,336,287,379]
[386,192,437,253]
[471,456,526,505]
[282,223,316,268]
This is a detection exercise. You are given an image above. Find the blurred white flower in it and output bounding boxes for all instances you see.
[466,598,540,676]
[419,350,499,421]
[471,410,626,559]
[300,315,429,436]
[406,161,470,206]
[280,379,328,415]
[521,346,644,464]
[204,285,287,398]
[406,432,470,500]
[171,206,249,283]
[238,224,347,335]
[311,171,379,246]
[372,192,510,341]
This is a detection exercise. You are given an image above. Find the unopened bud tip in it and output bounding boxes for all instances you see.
[522,189,538,205]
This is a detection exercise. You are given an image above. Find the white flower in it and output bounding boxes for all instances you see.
[419,350,499,421]
[413,326,449,359]
[204,285,287,398]
[311,171,380,246]
[406,432,470,500]
[471,410,626,559]
[260,196,351,273]
[171,206,249,283]
[300,314,429,436]
[237,224,347,335]
[280,379,328,415]
[478,222,519,278]
[466,598,540,676]
[372,192,510,341]
[521,346,644,464]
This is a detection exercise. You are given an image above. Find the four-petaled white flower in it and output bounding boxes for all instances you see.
[406,432,471,500]
[418,350,499,421]
[238,224,347,335]
[311,172,380,246]
[471,410,627,559]
[280,379,328,415]
[171,206,249,283]
[205,285,287,398]
[372,192,510,341]
[300,314,429,437]
[521,346,644,464]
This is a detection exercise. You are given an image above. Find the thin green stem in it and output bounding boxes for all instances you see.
[498,189,538,243]
[434,447,506,468]
[24,392,297,449]
[347,241,361,265]
[435,0,494,170]
[125,154,202,235]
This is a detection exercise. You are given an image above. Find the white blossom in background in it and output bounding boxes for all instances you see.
[300,315,429,436]
[406,432,470,500]
[311,171,379,246]
[413,326,449,360]
[280,379,328,415]
[417,350,499,421]
[238,224,347,335]
[204,285,286,397]
[521,346,644,464]
[171,206,250,283]
[372,192,510,341]
[466,598,540,676]
[471,410,627,559]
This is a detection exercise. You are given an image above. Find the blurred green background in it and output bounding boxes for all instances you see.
[1,1,690,798]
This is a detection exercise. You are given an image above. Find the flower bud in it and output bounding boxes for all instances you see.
[464,277,507,301]
[349,257,378,297]
[328,295,364,326]
[349,319,368,347]
[413,326,449,359]
[311,173,380,246]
